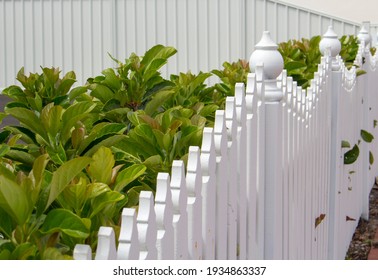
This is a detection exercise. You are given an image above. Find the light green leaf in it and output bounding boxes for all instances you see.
[114,164,147,192]
[45,157,92,211]
[83,135,126,157]
[88,147,115,185]
[89,84,114,104]
[30,154,49,204]
[11,243,38,260]
[40,209,90,238]
[90,191,125,218]
[5,107,48,143]
[0,175,32,225]
[144,89,175,116]
[77,123,126,155]
[341,140,351,148]
[69,86,88,101]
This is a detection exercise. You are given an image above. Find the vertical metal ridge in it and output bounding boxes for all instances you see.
[90,0,94,75]
[61,0,65,72]
[2,0,7,84]
[22,0,25,72]
[50,0,55,66]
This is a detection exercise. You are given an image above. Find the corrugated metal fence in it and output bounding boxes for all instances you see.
[0,0,374,87]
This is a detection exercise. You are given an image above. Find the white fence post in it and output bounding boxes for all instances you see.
[250,31,284,259]
[319,26,342,260]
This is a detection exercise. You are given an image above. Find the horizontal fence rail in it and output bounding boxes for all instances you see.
[0,0,374,88]
[73,30,378,259]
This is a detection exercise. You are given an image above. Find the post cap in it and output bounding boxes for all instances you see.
[319,26,341,58]
[249,31,284,80]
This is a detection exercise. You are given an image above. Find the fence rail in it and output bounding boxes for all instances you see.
[73,29,378,260]
[0,0,375,88]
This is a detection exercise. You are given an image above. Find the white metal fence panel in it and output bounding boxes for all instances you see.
[0,0,367,89]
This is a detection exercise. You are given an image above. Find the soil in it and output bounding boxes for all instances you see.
[345,182,378,260]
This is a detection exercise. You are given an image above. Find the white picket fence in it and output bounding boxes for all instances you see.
[73,28,378,260]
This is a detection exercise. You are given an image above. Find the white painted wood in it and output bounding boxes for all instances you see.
[235,83,248,260]
[214,110,229,259]
[245,73,259,259]
[137,191,158,260]
[225,96,238,260]
[170,160,189,259]
[95,227,117,260]
[200,127,217,259]
[117,208,140,260]
[73,244,92,260]
[186,146,203,260]
[154,173,174,260]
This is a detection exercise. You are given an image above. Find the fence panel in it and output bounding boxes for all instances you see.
[0,0,366,89]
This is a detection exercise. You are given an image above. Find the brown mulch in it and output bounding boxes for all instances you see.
[345,182,378,260]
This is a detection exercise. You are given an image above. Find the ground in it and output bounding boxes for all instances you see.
[345,182,378,260]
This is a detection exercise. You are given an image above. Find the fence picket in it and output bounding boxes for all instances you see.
[186,146,203,260]
[214,110,229,259]
[117,208,140,260]
[170,160,189,259]
[137,191,157,260]
[95,227,117,260]
[235,83,248,260]
[73,244,92,260]
[155,173,174,260]
[200,128,217,259]
[225,97,238,260]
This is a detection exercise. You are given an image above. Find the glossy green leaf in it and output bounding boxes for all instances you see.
[144,89,175,116]
[89,84,115,104]
[46,143,67,165]
[0,175,32,225]
[90,191,125,218]
[77,123,126,155]
[87,147,115,185]
[4,148,36,167]
[69,86,88,101]
[11,243,38,260]
[361,129,374,143]
[40,209,90,238]
[83,135,126,157]
[344,144,360,165]
[370,151,374,165]
[0,207,14,239]
[114,164,147,192]
[30,154,49,204]
[5,107,48,143]
[45,157,92,211]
